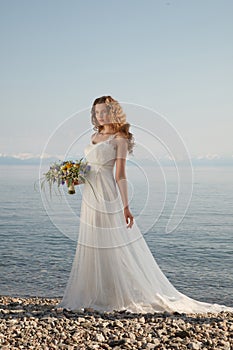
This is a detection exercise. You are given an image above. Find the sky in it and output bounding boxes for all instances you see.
[0,0,232,159]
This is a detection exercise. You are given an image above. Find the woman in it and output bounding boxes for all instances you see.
[58,95,233,314]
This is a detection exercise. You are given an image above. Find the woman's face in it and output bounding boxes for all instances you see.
[95,103,111,125]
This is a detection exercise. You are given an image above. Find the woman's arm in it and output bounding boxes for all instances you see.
[115,136,134,228]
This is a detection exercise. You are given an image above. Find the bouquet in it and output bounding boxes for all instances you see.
[41,158,93,195]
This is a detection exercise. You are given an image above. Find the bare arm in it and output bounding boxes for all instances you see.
[115,136,134,228]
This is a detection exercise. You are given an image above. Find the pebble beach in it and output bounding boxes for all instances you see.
[0,296,232,350]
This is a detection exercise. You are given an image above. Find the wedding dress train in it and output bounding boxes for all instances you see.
[58,134,233,314]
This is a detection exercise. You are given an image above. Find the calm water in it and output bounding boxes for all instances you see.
[0,164,232,307]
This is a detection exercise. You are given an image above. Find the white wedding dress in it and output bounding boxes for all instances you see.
[58,134,233,314]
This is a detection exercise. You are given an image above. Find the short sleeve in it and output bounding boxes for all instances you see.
[115,136,128,160]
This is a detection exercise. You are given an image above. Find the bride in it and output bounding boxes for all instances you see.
[57,95,233,314]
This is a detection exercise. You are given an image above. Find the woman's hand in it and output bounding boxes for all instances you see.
[66,179,79,186]
[124,206,134,228]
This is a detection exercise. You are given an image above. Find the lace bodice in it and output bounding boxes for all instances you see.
[84,134,117,169]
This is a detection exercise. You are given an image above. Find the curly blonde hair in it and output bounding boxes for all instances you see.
[91,95,135,154]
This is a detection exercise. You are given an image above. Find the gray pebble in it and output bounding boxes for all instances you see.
[0,295,232,350]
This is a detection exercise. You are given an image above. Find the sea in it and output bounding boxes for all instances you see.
[0,164,232,307]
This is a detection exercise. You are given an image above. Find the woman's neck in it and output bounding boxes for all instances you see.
[100,125,115,134]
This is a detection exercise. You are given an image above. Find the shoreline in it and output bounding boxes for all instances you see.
[1,296,232,350]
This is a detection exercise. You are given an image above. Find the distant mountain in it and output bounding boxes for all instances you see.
[0,156,38,165]
[0,154,59,165]
[0,153,232,166]
[191,156,233,167]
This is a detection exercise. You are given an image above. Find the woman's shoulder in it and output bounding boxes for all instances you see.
[113,132,129,149]
[91,131,98,140]
[114,132,128,139]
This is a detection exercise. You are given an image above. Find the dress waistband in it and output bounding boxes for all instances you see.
[89,162,113,167]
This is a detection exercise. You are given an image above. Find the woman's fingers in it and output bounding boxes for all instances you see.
[124,208,134,228]
[66,180,79,185]
[126,214,134,228]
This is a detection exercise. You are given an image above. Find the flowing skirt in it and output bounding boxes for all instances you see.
[58,165,233,314]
